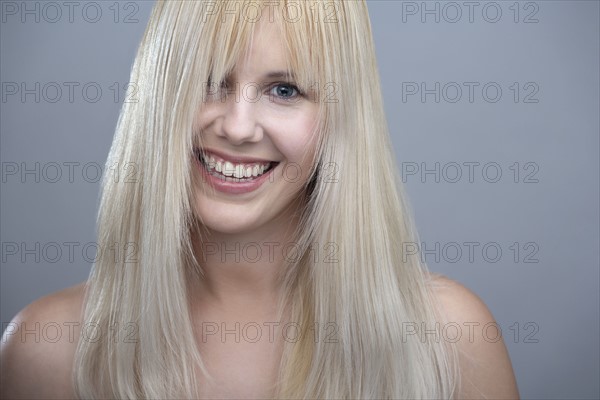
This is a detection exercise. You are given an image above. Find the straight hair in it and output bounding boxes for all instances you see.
[74,1,459,398]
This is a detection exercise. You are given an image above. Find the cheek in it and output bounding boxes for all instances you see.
[194,106,213,136]
[276,130,319,187]
[271,113,319,163]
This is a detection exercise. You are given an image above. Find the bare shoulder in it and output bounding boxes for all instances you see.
[426,273,495,320]
[1,282,87,399]
[426,273,520,399]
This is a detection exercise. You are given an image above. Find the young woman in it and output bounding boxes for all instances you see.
[1,1,519,398]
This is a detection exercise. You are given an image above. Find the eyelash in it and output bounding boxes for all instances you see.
[209,79,304,102]
[268,82,304,101]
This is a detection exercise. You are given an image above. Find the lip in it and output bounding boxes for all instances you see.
[199,147,276,164]
[195,153,278,195]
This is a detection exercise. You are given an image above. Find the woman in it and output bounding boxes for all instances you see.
[1,1,519,398]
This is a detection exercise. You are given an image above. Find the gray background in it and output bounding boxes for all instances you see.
[1,1,598,398]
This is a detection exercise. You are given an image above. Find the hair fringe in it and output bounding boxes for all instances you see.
[74,1,459,398]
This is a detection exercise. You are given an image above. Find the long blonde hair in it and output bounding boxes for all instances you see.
[74,1,459,398]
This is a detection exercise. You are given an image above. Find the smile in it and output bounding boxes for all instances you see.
[195,148,280,194]
[195,148,279,180]
[198,151,275,180]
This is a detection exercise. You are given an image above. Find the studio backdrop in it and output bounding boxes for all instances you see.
[1,1,598,399]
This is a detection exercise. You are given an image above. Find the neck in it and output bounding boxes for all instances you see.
[189,202,304,315]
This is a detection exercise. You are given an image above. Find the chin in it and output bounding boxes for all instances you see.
[192,201,265,236]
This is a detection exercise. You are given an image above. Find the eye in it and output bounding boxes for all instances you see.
[204,76,235,101]
[269,82,302,100]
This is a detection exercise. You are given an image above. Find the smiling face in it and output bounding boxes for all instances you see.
[192,17,320,235]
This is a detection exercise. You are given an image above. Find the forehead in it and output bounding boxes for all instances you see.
[232,17,289,77]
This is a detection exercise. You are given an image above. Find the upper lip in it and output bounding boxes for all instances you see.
[198,147,277,164]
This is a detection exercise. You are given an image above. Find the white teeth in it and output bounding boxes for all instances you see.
[234,165,244,178]
[223,161,234,176]
[200,153,272,179]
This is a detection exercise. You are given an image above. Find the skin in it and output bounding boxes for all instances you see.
[189,13,320,310]
[189,16,320,397]
[0,14,519,400]
[0,276,520,399]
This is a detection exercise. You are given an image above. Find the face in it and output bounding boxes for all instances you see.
[192,17,320,235]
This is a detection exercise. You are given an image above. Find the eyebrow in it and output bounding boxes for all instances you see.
[263,71,296,80]
[217,70,297,83]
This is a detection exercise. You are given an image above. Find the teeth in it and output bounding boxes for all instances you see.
[223,161,234,176]
[200,153,272,179]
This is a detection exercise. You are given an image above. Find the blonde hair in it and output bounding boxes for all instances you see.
[74,0,459,398]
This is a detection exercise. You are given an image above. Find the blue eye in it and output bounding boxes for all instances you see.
[270,83,301,100]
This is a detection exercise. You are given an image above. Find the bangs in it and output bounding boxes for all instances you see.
[198,0,323,102]
[192,0,329,174]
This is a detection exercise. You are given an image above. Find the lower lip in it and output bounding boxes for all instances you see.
[196,157,277,195]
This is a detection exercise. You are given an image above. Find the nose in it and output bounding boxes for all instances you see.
[218,87,264,145]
